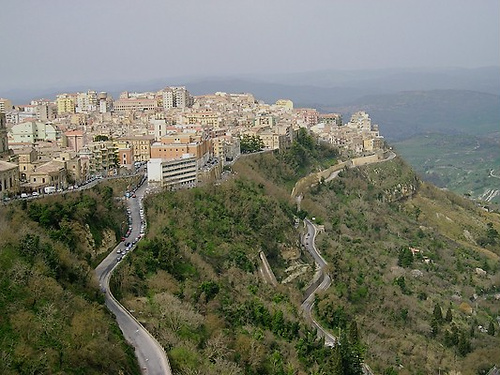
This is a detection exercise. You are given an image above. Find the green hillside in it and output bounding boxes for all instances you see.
[393,133,500,204]
[113,145,500,374]
[0,180,141,374]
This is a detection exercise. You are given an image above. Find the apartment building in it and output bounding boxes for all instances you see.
[183,110,221,127]
[9,121,59,144]
[274,99,294,111]
[319,113,342,127]
[56,94,76,115]
[0,98,13,113]
[212,135,240,165]
[147,156,197,189]
[76,90,98,112]
[118,135,155,162]
[294,108,319,127]
[254,114,276,127]
[54,151,83,184]
[81,141,117,176]
[162,86,193,110]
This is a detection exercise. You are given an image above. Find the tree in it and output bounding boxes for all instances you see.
[445,306,453,323]
[433,303,443,324]
[397,247,413,267]
[488,320,496,336]
[240,134,264,153]
[94,135,109,142]
[430,318,439,337]
[457,331,471,356]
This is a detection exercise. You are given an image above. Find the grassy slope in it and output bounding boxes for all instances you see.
[0,181,140,374]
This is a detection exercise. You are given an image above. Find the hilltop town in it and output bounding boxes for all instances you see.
[0,88,383,198]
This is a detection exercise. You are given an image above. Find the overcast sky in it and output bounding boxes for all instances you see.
[0,0,499,91]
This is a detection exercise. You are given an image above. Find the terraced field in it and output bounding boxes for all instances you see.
[394,133,500,204]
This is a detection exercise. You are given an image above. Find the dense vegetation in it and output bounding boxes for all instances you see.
[302,158,500,374]
[114,139,500,374]
[0,181,140,374]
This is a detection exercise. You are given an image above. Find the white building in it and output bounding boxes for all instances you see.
[147,156,197,190]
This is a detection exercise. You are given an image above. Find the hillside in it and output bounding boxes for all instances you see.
[113,143,500,374]
[393,133,500,204]
[0,179,141,374]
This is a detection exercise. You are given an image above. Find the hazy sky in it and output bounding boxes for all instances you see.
[0,0,499,91]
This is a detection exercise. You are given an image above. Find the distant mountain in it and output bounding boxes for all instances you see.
[334,90,500,141]
[4,66,499,107]
[246,66,500,95]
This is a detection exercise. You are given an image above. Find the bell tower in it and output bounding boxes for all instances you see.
[0,112,10,159]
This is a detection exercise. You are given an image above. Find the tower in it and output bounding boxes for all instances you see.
[0,112,10,159]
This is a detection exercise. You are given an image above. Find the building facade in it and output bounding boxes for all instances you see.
[147,156,197,189]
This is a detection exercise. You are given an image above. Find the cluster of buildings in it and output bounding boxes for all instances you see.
[0,87,384,198]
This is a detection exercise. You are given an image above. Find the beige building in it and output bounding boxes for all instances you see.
[0,98,13,113]
[118,135,155,162]
[274,99,293,111]
[183,111,221,127]
[319,113,342,127]
[17,148,38,182]
[113,97,157,113]
[254,114,276,127]
[64,130,85,152]
[28,160,66,191]
[54,151,83,185]
[259,131,288,151]
[0,160,19,197]
[81,141,118,176]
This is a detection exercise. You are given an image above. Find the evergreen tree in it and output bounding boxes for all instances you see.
[329,344,343,375]
[433,303,443,324]
[348,320,360,346]
[488,320,496,336]
[430,318,439,337]
[397,247,414,267]
[445,306,453,322]
[457,331,471,356]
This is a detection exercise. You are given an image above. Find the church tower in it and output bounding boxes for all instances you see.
[0,112,9,159]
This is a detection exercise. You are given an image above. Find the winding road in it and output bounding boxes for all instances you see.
[95,181,172,375]
[300,219,336,346]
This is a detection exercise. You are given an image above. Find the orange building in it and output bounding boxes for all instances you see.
[150,133,211,163]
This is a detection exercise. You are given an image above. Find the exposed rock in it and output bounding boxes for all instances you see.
[411,269,423,278]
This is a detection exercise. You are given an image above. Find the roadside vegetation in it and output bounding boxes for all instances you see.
[0,180,140,374]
